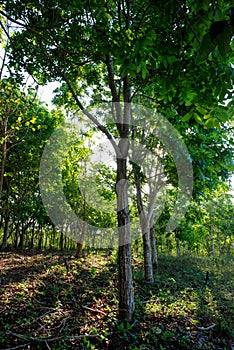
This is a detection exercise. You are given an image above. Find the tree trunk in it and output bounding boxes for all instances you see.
[143,227,154,283]
[150,225,158,267]
[209,210,215,256]
[75,222,87,258]
[0,127,7,202]
[30,220,35,249]
[133,166,154,284]
[2,215,9,249]
[60,231,64,251]
[116,155,134,321]
[176,239,181,257]
[75,185,87,258]
[1,193,10,249]
[18,232,24,251]
[38,225,43,250]
[211,231,215,256]
[18,222,25,250]
[14,222,20,248]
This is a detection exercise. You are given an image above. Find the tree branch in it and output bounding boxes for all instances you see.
[0,10,26,28]
[175,0,200,43]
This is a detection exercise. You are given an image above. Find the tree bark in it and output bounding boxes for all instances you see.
[116,152,134,321]
[75,222,87,258]
[0,113,8,202]
[143,226,154,283]
[133,165,154,284]
[38,225,43,250]
[30,220,35,249]
[2,214,9,249]
[18,231,24,250]
[150,225,158,267]
[59,231,64,251]
[176,239,181,257]
[0,138,7,202]
[1,187,10,249]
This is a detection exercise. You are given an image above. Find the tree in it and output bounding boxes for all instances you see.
[0,79,63,248]
[2,0,233,320]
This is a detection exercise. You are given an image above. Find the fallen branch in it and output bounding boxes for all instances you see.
[4,344,30,350]
[188,320,216,331]
[195,324,216,331]
[45,341,52,350]
[6,331,101,343]
[82,305,107,316]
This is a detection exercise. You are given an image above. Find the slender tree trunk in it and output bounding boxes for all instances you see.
[133,166,154,284]
[0,130,8,249]
[0,129,7,202]
[106,56,134,320]
[38,225,43,250]
[75,183,87,258]
[75,222,87,258]
[211,230,215,256]
[1,190,10,249]
[2,214,9,249]
[117,155,134,321]
[142,225,154,283]
[59,231,64,251]
[30,220,35,250]
[176,239,181,257]
[14,222,20,248]
[0,212,3,230]
[150,225,158,267]
[209,209,215,256]
[18,221,26,250]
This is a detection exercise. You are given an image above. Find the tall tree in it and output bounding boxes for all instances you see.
[2,0,233,320]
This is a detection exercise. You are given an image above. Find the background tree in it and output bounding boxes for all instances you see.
[0,79,63,248]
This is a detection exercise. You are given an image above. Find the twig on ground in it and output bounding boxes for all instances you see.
[6,331,101,343]
[4,343,30,350]
[142,299,159,304]
[45,341,52,350]
[188,319,216,331]
[82,305,107,316]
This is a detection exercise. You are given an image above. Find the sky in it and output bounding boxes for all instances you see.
[37,82,60,110]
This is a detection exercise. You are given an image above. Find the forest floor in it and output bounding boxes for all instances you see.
[0,249,233,350]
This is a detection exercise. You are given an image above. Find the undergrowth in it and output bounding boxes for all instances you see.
[0,250,233,349]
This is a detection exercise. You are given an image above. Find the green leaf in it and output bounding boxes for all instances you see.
[181,112,192,122]
[196,106,207,115]
[204,118,218,128]
[194,113,202,124]
[196,33,215,64]
[142,66,148,79]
